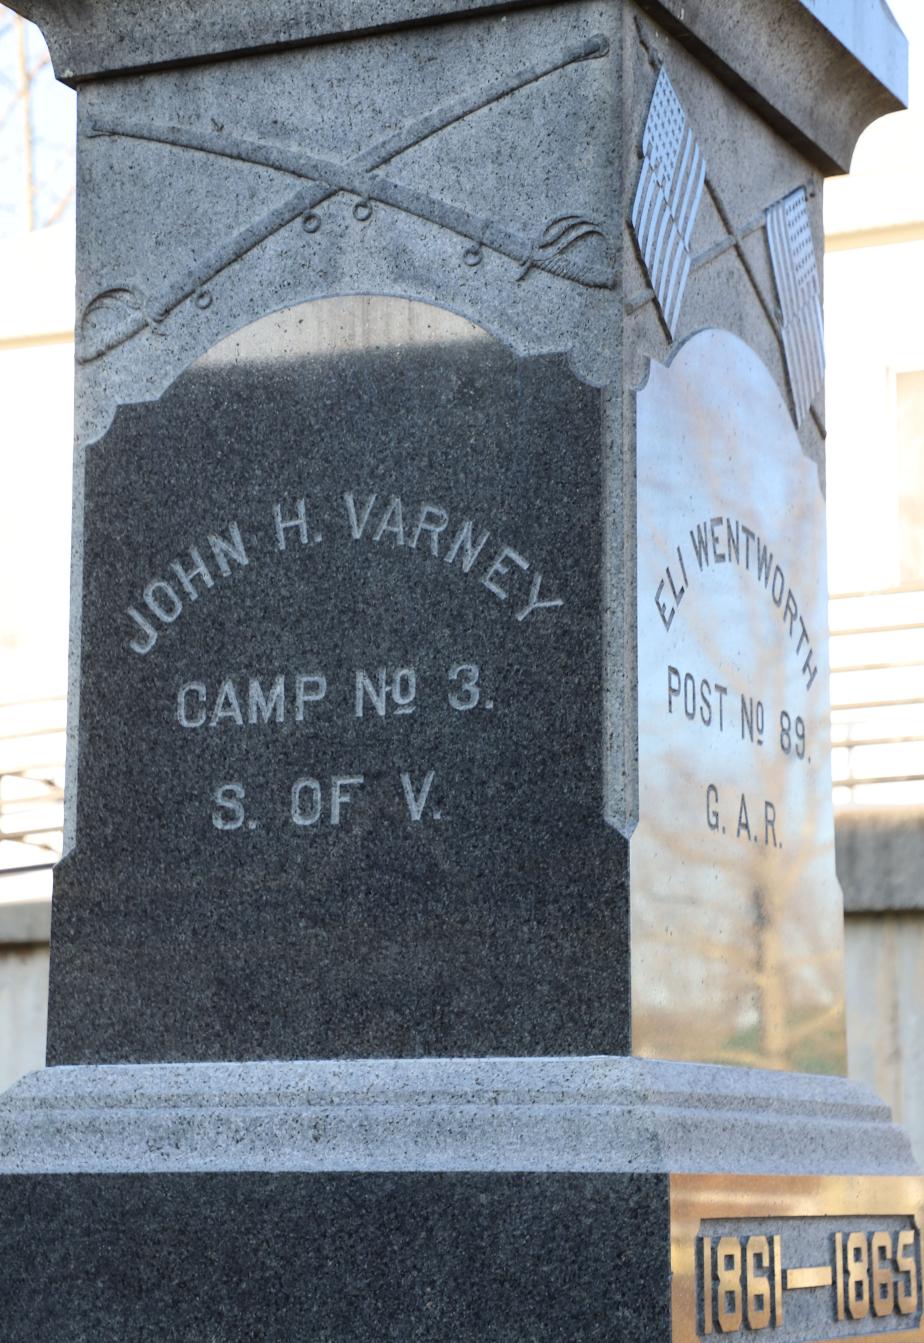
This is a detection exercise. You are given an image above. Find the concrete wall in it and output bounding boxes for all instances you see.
[0,901,49,1092]
[837,806,924,1167]
[845,911,924,1167]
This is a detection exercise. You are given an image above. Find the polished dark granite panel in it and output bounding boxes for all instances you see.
[49,298,628,1064]
[0,1172,668,1341]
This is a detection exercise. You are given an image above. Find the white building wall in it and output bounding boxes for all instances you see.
[825,0,924,1165]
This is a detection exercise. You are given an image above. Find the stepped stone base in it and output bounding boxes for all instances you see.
[0,1055,917,1176]
[0,1057,919,1341]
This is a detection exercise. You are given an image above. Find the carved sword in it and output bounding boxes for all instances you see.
[88,118,617,295]
[79,34,608,364]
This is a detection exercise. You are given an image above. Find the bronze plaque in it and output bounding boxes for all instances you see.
[671,1174,924,1343]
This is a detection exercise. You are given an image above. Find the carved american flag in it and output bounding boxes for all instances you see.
[766,187,825,428]
[630,68,706,338]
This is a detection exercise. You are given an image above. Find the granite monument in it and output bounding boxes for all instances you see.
[0,1,920,1339]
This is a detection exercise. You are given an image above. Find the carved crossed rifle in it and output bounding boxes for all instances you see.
[79,35,613,365]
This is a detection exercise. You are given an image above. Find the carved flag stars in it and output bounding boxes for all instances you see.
[630,67,706,338]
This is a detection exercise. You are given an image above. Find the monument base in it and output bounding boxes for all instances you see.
[0,1058,920,1341]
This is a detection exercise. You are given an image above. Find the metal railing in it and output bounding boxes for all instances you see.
[829,587,924,807]
[0,695,65,882]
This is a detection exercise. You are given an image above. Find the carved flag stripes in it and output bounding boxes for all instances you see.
[630,67,706,338]
[765,187,825,428]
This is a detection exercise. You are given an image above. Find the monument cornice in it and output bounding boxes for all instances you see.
[11,0,907,173]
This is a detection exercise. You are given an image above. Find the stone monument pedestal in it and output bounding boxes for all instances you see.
[1,1,920,1339]
[1,1058,919,1339]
